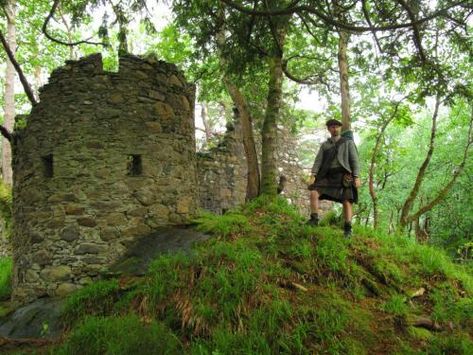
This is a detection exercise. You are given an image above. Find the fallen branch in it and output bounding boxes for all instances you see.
[409,315,442,331]
[0,336,55,349]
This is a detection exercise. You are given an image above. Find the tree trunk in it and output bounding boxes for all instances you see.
[34,65,42,93]
[216,6,260,199]
[400,97,440,227]
[406,113,473,225]
[225,82,260,199]
[338,30,351,132]
[2,0,16,185]
[200,103,212,142]
[261,55,284,195]
[368,109,399,228]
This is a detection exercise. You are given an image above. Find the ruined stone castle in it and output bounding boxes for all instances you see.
[11,54,310,304]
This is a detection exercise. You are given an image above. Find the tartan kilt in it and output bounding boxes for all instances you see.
[308,168,358,203]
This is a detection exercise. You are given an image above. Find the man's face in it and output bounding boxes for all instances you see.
[327,124,341,136]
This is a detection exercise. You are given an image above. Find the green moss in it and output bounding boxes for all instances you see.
[408,326,433,340]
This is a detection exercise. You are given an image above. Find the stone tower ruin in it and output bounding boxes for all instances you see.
[11,54,197,303]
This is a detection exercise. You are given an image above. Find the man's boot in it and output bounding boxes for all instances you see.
[308,213,319,226]
[344,222,352,238]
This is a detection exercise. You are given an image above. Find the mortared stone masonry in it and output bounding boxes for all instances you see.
[11,54,197,303]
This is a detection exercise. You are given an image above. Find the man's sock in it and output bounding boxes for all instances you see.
[308,213,319,226]
[344,221,352,237]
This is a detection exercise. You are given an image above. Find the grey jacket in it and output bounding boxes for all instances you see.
[311,138,360,177]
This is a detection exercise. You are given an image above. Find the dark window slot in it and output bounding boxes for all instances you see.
[127,155,142,176]
[42,154,54,178]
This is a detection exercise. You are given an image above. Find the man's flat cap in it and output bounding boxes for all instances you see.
[326,119,343,127]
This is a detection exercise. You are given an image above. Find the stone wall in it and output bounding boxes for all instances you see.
[196,121,247,214]
[276,127,332,216]
[11,54,197,303]
[196,121,322,217]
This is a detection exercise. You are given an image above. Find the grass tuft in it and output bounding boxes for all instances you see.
[0,257,12,301]
[62,279,120,327]
[56,315,182,355]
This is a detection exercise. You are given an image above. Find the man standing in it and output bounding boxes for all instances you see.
[308,119,361,237]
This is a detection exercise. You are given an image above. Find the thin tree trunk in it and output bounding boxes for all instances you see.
[388,210,395,234]
[400,96,441,227]
[401,102,473,227]
[216,6,260,199]
[225,82,260,199]
[200,103,212,142]
[338,30,351,132]
[261,55,284,195]
[260,7,289,196]
[34,65,42,93]
[2,0,16,185]
[368,100,404,228]
[406,113,473,224]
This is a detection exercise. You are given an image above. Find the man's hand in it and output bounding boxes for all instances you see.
[308,175,316,185]
[354,177,361,188]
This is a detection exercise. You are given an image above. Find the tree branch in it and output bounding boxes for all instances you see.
[42,0,108,47]
[264,0,284,57]
[407,106,473,223]
[396,0,427,64]
[0,126,12,142]
[0,29,37,106]
[220,0,469,33]
[282,58,332,91]
[400,95,441,226]
[368,97,408,227]
[361,0,383,52]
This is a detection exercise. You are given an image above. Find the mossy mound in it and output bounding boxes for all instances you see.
[54,197,473,354]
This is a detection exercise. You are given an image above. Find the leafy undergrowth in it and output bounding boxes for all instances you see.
[53,197,473,354]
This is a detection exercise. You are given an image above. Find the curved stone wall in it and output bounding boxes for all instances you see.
[11,54,197,303]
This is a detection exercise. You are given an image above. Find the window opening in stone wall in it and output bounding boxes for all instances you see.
[127,155,142,176]
[42,154,54,178]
